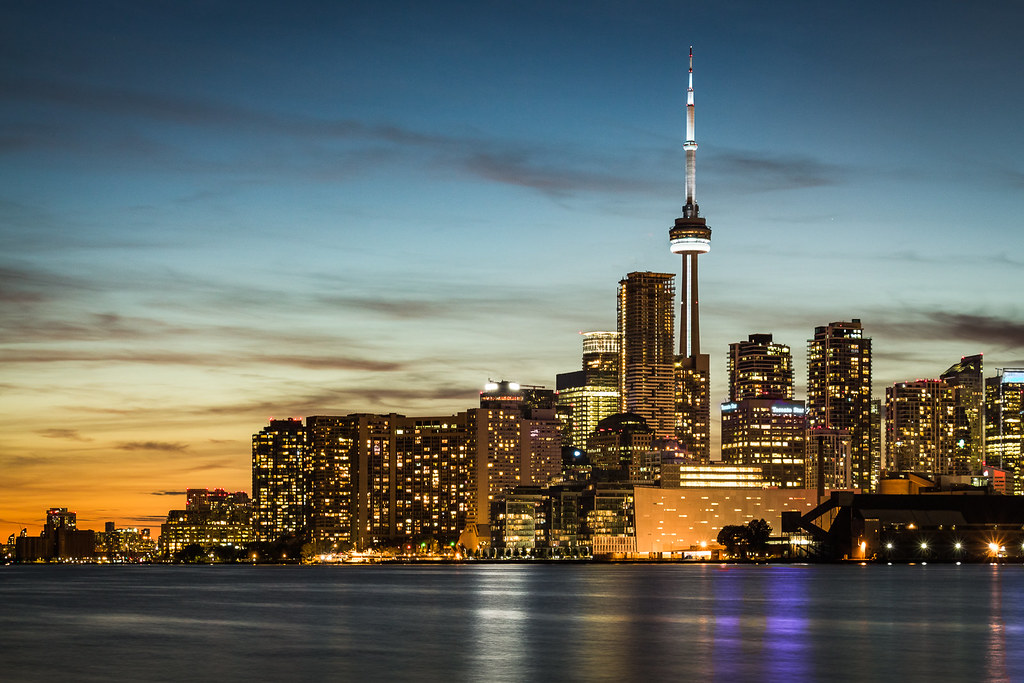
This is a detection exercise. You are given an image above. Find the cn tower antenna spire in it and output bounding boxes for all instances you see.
[683,46,698,219]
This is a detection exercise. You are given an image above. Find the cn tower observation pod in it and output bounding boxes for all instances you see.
[669,218,711,254]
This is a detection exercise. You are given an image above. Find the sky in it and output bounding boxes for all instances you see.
[2,0,1023,536]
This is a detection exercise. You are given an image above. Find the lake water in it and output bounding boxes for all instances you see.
[1,563,1022,681]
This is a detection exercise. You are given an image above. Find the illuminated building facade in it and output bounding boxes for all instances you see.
[491,487,548,551]
[586,484,637,555]
[264,399,558,550]
[618,271,677,439]
[721,399,807,487]
[941,354,985,474]
[159,488,253,556]
[586,412,656,482]
[582,331,621,387]
[884,379,957,476]
[470,381,562,526]
[556,332,622,448]
[669,48,711,462]
[252,418,306,543]
[728,334,793,401]
[303,413,468,549]
[305,415,356,549]
[674,360,710,461]
[721,334,805,487]
[806,428,852,499]
[393,416,472,541]
[985,369,1024,494]
[633,486,819,554]
[659,463,764,488]
[807,320,874,491]
[96,522,156,562]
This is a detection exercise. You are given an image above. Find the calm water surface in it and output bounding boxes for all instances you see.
[1,563,1022,681]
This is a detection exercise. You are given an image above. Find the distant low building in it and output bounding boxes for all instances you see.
[159,488,253,557]
[15,508,96,562]
[786,490,1024,561]
[95,522,157,562]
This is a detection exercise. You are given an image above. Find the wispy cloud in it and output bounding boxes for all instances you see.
[873,311,1024,350]
[708,149,846,192]
[1,76,669,200]
[150,491,186,496]
[37,428,92,442]
[115,441,189,452]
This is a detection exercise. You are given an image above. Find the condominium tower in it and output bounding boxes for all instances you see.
[618,271,676,438]
[985,369,1024,494]
[885,379,957,475]
[807,320,874,491]
[940,354,985,474]
[721,334,806,487]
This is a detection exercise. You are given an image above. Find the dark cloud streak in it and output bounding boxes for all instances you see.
[115,441,189,452]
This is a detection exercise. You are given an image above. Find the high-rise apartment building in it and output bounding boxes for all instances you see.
[728,334,793,401]
[618,271,676,438]
[721,399,807,488]
[985,369,1024,494]
[669,48,711,462]
[721,334,806,487]
[941,354,984,474]
[675,359,710,461]
[280,393,560,549]
[472,383,562,525]
[807,320,873,491]
[305,415,357,549]
[884,379,957,476]
[252,418,306,543]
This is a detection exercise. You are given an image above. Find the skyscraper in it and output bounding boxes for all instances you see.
[669,48,711,460]
[721,334,806,487]
[985,369,1024,494]
[618,271,676,438]
[884,380,957,475]
[252,418,306,543]
[728,334,794,401]
[807,320,874,491]
[555,332,621,449]
[941,354,984,474]
[305,415,357,549]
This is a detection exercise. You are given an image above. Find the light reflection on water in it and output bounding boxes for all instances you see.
[1,563,1023,681]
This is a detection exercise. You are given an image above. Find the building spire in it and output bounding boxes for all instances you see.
[683,46,698,219]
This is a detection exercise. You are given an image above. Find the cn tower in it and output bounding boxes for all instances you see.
[669,47,711,460]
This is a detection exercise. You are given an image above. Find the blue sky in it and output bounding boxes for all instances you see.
[2,0,1023,532]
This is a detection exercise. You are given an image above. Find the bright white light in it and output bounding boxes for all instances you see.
[509,382,520,391]
[670,238,711,254]
[954,542,962,550]
[484,382,498,391]
[989,542,1000,553]
[920,542,928,550]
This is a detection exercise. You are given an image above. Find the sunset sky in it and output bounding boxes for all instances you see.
[3,0,1022,536]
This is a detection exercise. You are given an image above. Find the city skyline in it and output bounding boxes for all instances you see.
[3,0,1023,534]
